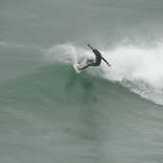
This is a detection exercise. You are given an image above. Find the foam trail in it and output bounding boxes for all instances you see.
[46,43,163,105]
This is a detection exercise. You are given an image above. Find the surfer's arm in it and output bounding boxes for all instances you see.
[87,44,94,50]
[102,57,111,67]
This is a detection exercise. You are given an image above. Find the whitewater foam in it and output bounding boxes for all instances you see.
[102,45,163,88]
[45,44,94,64]
[46,43,163,105]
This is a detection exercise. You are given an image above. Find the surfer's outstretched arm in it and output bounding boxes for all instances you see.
[102,57,111,67]
[87,44,94,50]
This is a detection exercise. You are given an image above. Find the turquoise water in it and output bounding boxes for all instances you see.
[1,0,163,162]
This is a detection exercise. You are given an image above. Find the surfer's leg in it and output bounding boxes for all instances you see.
[78,58,95,70]
[79,62,99,70]
[78,64,90,70]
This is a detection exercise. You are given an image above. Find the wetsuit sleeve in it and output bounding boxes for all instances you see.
[102,57,111,66]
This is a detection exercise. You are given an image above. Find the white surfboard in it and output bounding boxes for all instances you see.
[73,58,91,73]
[73,63,81,73]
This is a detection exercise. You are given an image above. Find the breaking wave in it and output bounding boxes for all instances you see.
[45,43,163,105]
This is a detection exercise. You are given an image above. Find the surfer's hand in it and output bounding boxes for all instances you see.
[87,44,94,50]
[107,63,111,67]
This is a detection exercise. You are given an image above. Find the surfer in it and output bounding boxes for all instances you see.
[78,44,111,70]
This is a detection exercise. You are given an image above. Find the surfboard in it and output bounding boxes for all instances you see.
[73,58,90,73]
[73,63,81,73]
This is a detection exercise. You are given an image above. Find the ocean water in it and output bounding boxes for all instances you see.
[1,0,163,162]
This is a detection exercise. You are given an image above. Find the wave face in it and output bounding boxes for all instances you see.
[46,43,163,105]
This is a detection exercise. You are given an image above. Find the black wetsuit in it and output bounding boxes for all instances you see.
[79,45,110,70]
[90,49,102,66]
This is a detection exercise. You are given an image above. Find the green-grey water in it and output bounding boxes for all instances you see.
[1,0,163,162]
